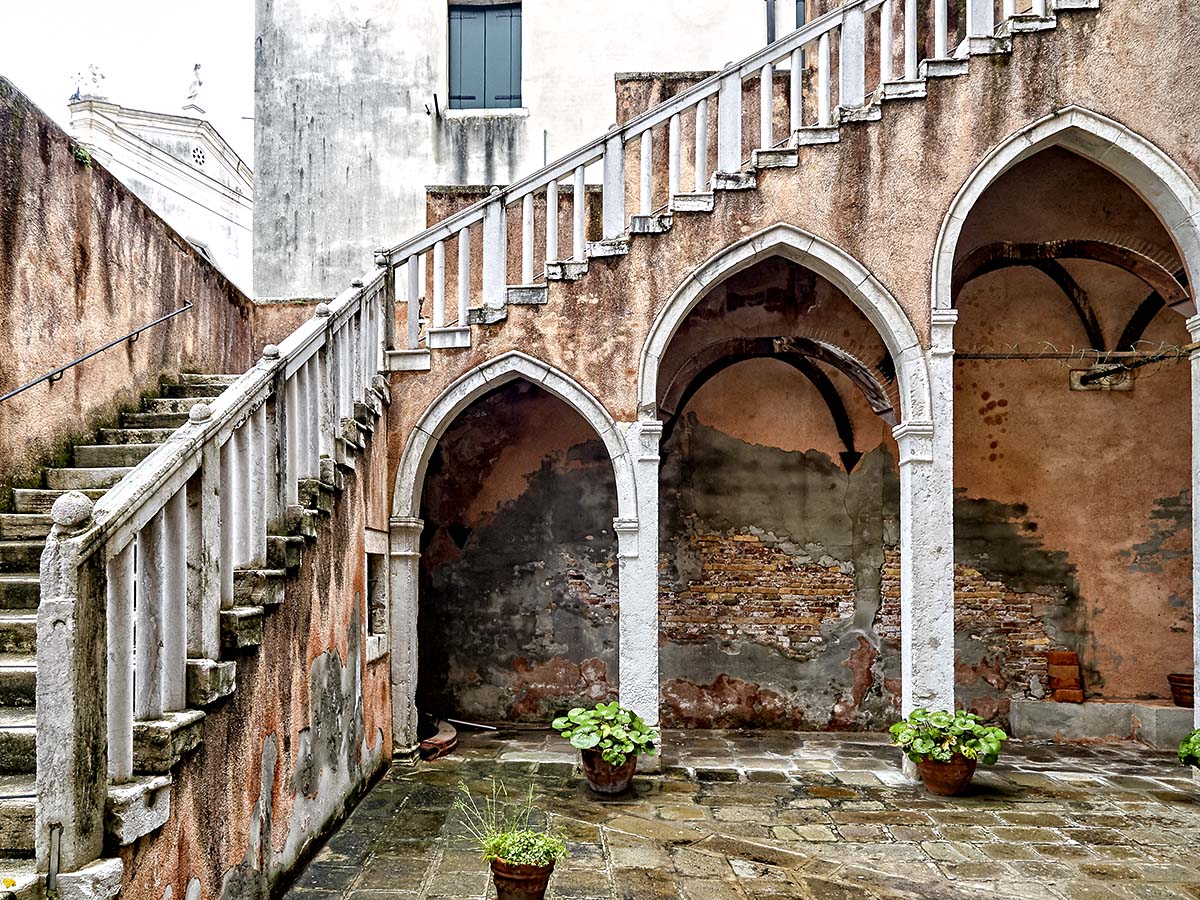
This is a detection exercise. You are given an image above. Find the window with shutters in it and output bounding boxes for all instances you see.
[449,4,522,110]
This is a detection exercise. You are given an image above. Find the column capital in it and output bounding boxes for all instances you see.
[931,308,958,357]
[1187,314,1200,345]
[629,420,663,461]
[892,421,935,465]
[388,517,424,555]
[613,517,640,558]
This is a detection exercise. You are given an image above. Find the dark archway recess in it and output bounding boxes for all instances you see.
[953,240,1191,352]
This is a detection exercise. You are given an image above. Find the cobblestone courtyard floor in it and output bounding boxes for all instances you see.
[285,730,1200,900]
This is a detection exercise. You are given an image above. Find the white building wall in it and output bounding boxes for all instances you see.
[71,101,255,294]
[254,0,799,298]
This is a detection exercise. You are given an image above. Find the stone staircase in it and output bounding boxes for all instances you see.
[0,376,237,875]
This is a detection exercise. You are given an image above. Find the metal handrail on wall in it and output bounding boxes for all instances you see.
[0,303,194,404]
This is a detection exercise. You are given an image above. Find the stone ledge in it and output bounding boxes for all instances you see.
[670,193,715,214]
[506,284,548,305]
[711,171,757,191]
[268,534,305,572]
[233,568,287,608]
[586,239,630,259]
[467,305,507,325]
[385,348,432,372]
[793,126,840,147]
[630,213,672,234]
[1011,699,1194,750]
[186,659,237,707]
[751,148,798,170]
[55,857,123,900]
[880,79,927,101]
[919,57,970,78]
[132,710,206,773]
[107,776,171,845]
[428,325,471,349]
[545,260,588,281]
[220,606,265,652]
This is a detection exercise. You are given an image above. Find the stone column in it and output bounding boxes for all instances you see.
[1190,315,1200,735]
[617,420,663,725]
[388,516,423,758]
[894,309,958,717]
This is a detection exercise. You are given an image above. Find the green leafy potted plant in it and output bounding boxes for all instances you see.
[552,701,659,795]
[889,708,1008,796]
[456,781,567,900]
[1180,729,1200,772]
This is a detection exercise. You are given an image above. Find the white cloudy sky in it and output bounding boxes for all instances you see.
[0,0,255,162]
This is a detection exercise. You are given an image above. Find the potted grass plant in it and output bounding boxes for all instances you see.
[889,708,1008,796]
[552,701,659,795]
[456,781,567,900]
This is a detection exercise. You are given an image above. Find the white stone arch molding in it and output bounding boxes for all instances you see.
[933,105,1200,317]
[638,222,934,427]
[393,350,637,521]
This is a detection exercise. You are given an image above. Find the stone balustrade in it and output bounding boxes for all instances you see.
[35,272,391,877]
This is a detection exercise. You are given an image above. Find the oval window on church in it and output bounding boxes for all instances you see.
[192,145,206,167]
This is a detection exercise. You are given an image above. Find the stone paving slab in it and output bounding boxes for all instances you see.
[283,730,1200,900]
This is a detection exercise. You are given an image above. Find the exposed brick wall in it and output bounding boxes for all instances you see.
[660,531,855,661]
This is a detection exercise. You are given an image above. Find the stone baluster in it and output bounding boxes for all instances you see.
[905,0,918,80]
[163,489,187,712]
[259,384,280,538]
[789,48,803,136]
[432,241,446,329]
[405,255,421,350]
[881,0,894,83]
[717,70,741,174]
[236,421,254,562]
[668,113,681,200]
[760,62,773,148]
[315,312,336,470]
[935,0,948,58]
[284,367,300,505]
[521,194,535,284]
[967,0,994,38]
[1003,0,1015,19]
[350,308,363,401]
[134,512,165,721]
[187,409,222,661]
[1031,0,1047,17]
[219,434,238,602]
[818,34,832,126]
[106,541,135,782]
[840,3,866,109]
[639,130,653,216]
[694,98,708,191]
[573,166,586,261]
[603,127,625,240]
[483,189,507,311]
[458,227,472,321]
[545,181,558,264]
[305,355,321,476]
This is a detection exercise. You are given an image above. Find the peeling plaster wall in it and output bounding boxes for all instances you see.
[417,382,619,722]
[0,78,258,508]
[954,148,1193,702]
[116,416,393,900]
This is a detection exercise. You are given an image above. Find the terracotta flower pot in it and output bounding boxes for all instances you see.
[580,748,637,794]
[917,754,978,796]
[490,858,555,900]
[1167,673,1194,708]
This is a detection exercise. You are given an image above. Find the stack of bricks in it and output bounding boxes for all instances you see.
[660,532,855,660]
[1047,650,1084,702]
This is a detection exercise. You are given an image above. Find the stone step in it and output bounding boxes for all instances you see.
[221,606,264,651]
[0,577,38,611]
[0,709,35,775]
[73,443,159,468]
[0,615,36,655]
[545,260,588,282]
[0,543,41,575]
[267,535,305,572]
[121,411,189,430]
[160,381,235,399]
[670,193,715,214]
[45,467,133,491]
[142,396,207,415]
[177,372,241,385]
[0,516,51,541]
[0,656,35,707]
[11,488,105,514]
[134,710,206,774]
[98,427,176,445]
[0,776,34,856]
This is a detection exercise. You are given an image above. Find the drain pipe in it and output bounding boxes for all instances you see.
[765,0,777,44]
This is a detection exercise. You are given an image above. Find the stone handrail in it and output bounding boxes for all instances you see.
[36,269,390,875]
[379,0,1034,355]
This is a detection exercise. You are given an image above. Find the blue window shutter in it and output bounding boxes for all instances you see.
[509,7,522,108]
[450,8,485,109]
[484,6,521,108]
[797,0,807,26]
